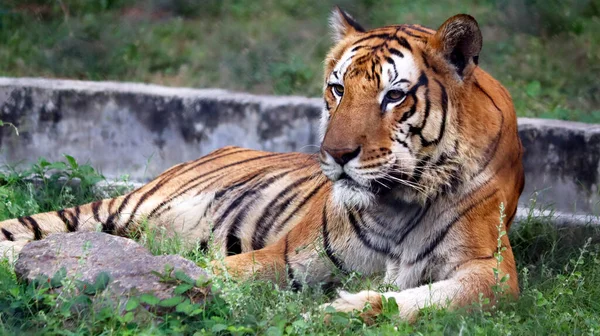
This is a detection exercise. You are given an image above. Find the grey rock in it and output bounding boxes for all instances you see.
[518,118,600,215]
[14,232,211,304]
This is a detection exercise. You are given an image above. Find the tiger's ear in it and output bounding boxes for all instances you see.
[431,14,482,78]
[329,7,365,42]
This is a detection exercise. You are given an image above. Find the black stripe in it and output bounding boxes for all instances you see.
[408,87,431,136]
[149,172,226,221]
[251,175,313,250]
[398,28,425,39]
[393,36,412,51]
[353,33,392,45]
[420,79,447,147]
[376,201,431,246]
[407,25,434,35]
[389,48,404,58]
[411,190,499,264]
[175,152,291,200]
[210,173,266,233]
[339,9,366,33]
[214,169,292,234]
[1,228,14,241]
[474,80,502,112]
[102,199,117,233]
[225,235,242,256]
[284,234,301,290]
[91,201,102,223]
[171,148,251,179]
[272,181,327,236]
[120,181,168,234]
[105,192,135,234]
[421,52,430,68]
[398,93,418,123]
[56,209,72,232]
[70,206,80,232]
[150,153,288,220]
[25,216,43,240]
[473,80,504,176]
[224,170,296,255]
[347,210,391,255]
[322,204,347,273]
[211,171,265,203]
[18,218,32,238]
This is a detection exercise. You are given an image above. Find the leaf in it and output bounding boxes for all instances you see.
[139,293,160,306]
[266,326,283,336]
[175,299,193,314]
[94,272,111,291]
[122,312,134,323]
[126,298,139,311]
[159,296,185,308]
[292,319,308,329]
[78,281,97,295]
[47,162,68,171]
[64,155,78,169]
[174,284,193,295]
[196,275,211,287]
[50,268,67,288]
[211,324,227,333]
[174,270,194,285]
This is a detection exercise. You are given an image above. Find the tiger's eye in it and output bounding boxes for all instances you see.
[385,90,405,102]
[332,84,345,96]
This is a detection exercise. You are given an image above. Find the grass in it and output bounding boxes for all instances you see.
[0,157,600,335]
[0,0,599,123]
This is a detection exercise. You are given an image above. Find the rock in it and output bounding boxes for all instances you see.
[518,118,600,214]
[14,232,211,306]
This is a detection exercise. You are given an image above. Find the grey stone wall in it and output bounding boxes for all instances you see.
[1,77,599,216]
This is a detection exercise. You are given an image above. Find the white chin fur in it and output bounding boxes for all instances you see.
[332,182,374,209]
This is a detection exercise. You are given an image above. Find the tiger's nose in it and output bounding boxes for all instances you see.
[322,146,361,166]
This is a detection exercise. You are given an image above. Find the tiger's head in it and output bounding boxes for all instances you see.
[319,8,511,208]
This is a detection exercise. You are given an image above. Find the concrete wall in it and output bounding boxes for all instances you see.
[1,77,599,216]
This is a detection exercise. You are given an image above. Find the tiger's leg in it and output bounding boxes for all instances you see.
[324,246,518,322]
[213,215,339,288]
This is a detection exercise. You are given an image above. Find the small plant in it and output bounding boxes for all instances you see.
[0,120,18,136]
[492,202,510,298]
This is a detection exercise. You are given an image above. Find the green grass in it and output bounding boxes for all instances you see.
[0,0,599,122]
[0,158,600,335]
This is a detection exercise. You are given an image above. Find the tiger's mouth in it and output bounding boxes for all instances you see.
[337,173,364,188]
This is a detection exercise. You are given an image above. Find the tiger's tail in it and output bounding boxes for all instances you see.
[0,193,138,259]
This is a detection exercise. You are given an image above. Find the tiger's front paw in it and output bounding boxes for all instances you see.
[320,290,383,323]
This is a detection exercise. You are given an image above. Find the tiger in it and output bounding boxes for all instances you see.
[0,8,524,321]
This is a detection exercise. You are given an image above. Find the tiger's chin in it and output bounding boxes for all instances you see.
[331,179,376,210]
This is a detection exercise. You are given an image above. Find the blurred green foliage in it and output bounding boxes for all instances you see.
[0,0,599,122]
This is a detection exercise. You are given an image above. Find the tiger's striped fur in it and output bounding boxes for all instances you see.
[0,9,524,321]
